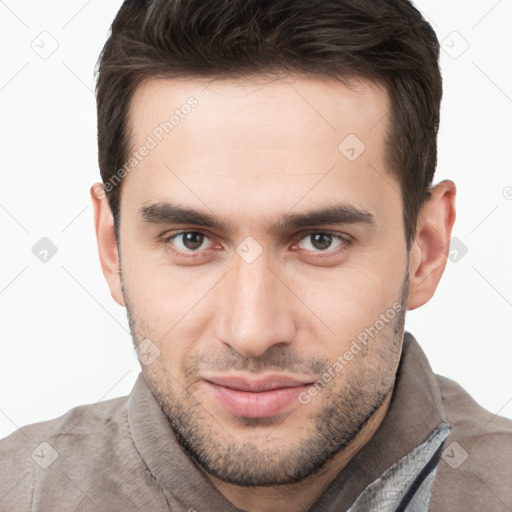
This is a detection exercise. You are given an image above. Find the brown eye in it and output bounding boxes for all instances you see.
[169,231,209,252]
[310,233,334,250]
[182,232,205,250]
[298,233,342,252]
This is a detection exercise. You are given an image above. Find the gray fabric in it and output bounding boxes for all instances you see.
[346,423,450,512]
[404,468,438,512]
[1,332,511,511]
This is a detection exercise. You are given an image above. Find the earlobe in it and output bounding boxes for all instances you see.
[90,183,125,307]
[406,180,456,311]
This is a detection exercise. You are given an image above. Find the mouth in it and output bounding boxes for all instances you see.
[202,374,314,418]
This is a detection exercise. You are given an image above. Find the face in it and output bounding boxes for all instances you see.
[118,74,409,485]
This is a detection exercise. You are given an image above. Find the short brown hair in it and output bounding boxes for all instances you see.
[96,0,442,249]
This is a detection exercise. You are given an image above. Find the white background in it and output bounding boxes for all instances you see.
[0,0,511,440]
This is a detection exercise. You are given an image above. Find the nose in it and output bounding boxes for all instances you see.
[214,249,297,358]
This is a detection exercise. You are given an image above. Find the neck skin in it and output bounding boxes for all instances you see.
[205,385,394,512]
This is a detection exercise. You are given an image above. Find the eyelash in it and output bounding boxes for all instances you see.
[160,230,352,260]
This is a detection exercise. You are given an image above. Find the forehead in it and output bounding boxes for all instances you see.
[122,74,398,231]
[127,74,389,150]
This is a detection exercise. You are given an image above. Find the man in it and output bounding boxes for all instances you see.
[1,0,511,510]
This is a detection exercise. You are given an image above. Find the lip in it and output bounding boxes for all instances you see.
[203,374,314,418]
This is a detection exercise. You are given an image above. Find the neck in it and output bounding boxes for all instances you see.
[206,385,394,512]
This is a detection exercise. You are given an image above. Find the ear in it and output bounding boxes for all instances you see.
[90,183,125,307]
[407,180,456,311]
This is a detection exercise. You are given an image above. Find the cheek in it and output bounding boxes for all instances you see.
[296,261,403,331]
[122,240,212,319]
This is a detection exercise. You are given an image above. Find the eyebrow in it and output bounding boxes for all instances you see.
[138,202,376,233]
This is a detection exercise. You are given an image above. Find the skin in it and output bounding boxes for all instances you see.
[91,74,456,512]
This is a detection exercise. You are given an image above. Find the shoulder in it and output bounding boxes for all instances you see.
[430,374,512,511]
[0,393,129,453]
[0,395,134,510]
